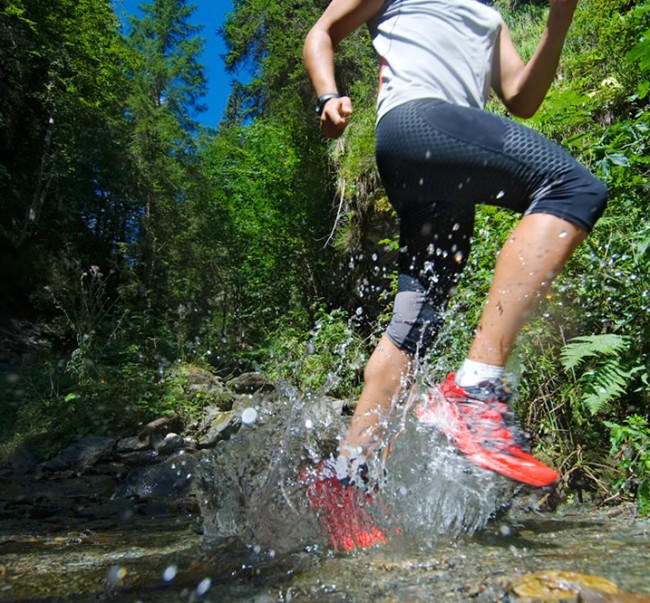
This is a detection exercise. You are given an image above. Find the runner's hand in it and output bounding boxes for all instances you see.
[320,96,353,138]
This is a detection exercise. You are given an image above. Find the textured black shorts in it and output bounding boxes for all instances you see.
[375,98,608,355]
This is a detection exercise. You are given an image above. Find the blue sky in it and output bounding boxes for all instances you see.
[116,0,236,127]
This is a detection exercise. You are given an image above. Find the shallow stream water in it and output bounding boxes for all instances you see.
[1,502,649,602]
[2,385,649,602]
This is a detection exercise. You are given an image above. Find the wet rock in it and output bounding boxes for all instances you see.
[114,451,198,500]
[115,435,150,453]
[580,590,650,602]
[35,435,116,476]
[9,445,37,476]
[196,389,347,553]
[509,570,619,600]
[227,372,276,394]
[151,432,181,453]
[118,450,167,466]
[199,391,238,412]
[137,416,183,439]
[197,410,241,448]
[151,432,197,454]
[183,364,224,389]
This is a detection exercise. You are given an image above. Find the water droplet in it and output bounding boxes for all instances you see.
[162,565,177,583]
[196,577,212,596]
[241,407,258,425]
[559,230,568,238]
[496,190,505,199]
[305,419,313,430]
[107,566,127,587]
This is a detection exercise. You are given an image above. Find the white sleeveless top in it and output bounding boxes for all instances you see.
[367,0,503,121]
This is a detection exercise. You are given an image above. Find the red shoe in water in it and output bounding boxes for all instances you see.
[300,459,386,551]
[414,373,558,488]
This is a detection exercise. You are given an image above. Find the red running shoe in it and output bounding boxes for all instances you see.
[414,373,558,488]
[300,459,386,551]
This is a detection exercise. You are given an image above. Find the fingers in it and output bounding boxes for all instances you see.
[320,96,353,138]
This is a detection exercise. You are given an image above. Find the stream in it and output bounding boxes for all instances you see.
[2,502,649,602]
[1,381,649,602]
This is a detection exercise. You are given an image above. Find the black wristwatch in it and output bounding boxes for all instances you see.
[315,93,341,116]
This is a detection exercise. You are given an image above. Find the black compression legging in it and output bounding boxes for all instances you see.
[375,98,608,355]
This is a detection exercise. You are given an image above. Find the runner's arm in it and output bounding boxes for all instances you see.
[304,0,384,138]
[492,0,578,118]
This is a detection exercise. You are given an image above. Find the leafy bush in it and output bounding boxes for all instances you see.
[605,415,650,515]
[258,304,368,401]
[561,334,648,415]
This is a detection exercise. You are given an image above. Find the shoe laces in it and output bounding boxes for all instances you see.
[453,379,527,452]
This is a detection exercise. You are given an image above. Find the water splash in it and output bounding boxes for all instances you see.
[195,378,515,556]
[372,382,515,547]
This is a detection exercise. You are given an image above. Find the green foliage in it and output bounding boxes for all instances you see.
[561,334,630,371]
[221,0,376,120]
[258,305,367,400]
[2,0,650,513]
[605,415,650,515]
[560,334,647,415]
[0,0,132,310]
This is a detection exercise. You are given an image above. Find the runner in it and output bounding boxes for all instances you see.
[302,0,607,532]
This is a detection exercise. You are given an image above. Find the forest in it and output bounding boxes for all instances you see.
[0,0,649,512]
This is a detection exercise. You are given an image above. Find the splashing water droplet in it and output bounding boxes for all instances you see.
[496,190,505,199]
[241,407,258,425]
[107,566,127,587]
[162,565,177,583]
[196,577,212,596]
[305,419,314,430]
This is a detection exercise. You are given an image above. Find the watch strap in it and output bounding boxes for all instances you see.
[315,93,341,116]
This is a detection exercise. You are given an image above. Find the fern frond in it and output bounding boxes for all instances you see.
[581,358,630,414]
[560,334,629,371]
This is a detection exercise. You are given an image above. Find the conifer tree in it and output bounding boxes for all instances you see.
[124,0,206,287]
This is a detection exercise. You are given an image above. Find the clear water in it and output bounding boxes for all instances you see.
[1,382,649,601]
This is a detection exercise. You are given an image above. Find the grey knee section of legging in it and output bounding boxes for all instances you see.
[385,274,444,355]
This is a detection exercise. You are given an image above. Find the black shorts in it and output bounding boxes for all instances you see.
[375,99,608,355]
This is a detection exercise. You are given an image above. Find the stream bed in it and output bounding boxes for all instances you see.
[1,501,649,602]
[2,382,649,602]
